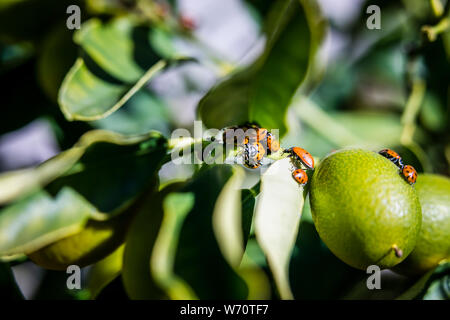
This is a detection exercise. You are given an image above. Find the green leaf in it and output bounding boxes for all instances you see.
[397,262,450,300]
[254,157,307,299]
[152,166,249,299]
[58,58,167,121]
[150,192,197,299]
[0,130,167,259]
[198,0,325,136]
[58,17,187,122]
[90,90,171,136]
[213,166,246,266]
[212,166,271,299]
[88,244,124,299]
[241,189,256,248]
[45,132,167,215]
[0,188,97,260]
[74,18,151,83]
[122,185,180,300]
[0,130,166,205]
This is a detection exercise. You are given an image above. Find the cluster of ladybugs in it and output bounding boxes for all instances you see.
[379,149,417,185]
[222,123,314,186]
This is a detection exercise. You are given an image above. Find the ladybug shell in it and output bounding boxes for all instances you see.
[402,165,417,185]
[379,148,400,158]
[243,161,261,169]
[291,147,314,169]
[379,149,404,168]
[245,127,267,144]
[266,133,280,154]
[243,142,264,169]
[292,169,308,186]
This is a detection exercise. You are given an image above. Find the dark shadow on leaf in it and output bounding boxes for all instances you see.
[289,220,366,299]
[131,26,160,71]
[81,50,126,86]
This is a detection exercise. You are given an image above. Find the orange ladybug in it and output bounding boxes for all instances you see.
[243,141,265,169]
[284,147,314,170]
[292,168,308,186]
[379,149,404,169]
[266,132,280,155]
[402,165,417,185]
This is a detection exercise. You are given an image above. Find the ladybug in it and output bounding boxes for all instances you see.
[379,149,404,169]
[243,142,265,169]
[266,132,280,155]
[292,168,308,186]
[222,122,263,146]
[284,147,314,170]
[402,165,417,185]
[244,127,267,145]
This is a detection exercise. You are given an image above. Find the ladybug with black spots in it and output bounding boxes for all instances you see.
[284,147,314,170]
[402,165,417,185]
[266,132,280,155]
[292,168,308,186]
[379,149,404,169]
[243,141,265,169]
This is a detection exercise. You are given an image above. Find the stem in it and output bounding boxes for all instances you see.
[422,17,450,42]
[392,244,403,258]
[400,78,426,145]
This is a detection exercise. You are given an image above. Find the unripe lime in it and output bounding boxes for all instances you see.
[393,174,450,276]
[309,149,422,270]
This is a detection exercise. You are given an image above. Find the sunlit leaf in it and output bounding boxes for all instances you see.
[0,130,167,260]
[90,90,171,136]
[122,185,180,300]
[213,166,246,266]
[0,188,96,259]
[150,192,197,299]
[58,17,189,122]
[58,58,167,121]
[0,130,166,206]
[27,209,133,270]
[212,166,270,299]
[88,244,125,299]
[254,157,307,299]
[75,18,150,83]
[152,166,250,299]
[198,0,326,135]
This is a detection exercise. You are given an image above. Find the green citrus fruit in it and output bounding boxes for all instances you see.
[309,148,422,270]
[393,174,450,276]
[28,213,130,271]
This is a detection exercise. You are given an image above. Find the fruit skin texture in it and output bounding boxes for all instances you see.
[309,149,422,270]
[393,174,450,276]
